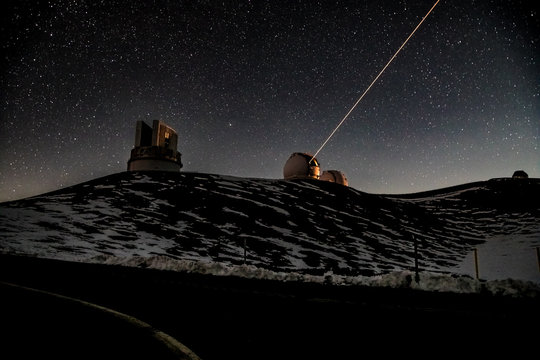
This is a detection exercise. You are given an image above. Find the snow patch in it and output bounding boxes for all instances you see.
[87,255,540,298]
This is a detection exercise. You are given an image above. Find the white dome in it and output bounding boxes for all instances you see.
[283,152,321,180]
[320,170,348,186]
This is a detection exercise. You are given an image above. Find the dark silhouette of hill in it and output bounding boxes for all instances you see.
[1,171,539,359]
[1,171,539,280]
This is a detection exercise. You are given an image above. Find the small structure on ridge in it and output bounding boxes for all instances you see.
[512,170,528,179]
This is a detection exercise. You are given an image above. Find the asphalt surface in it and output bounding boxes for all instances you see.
[1,254,538,359]
[1,280,200,360]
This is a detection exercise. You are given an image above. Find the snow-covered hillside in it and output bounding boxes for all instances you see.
[1,171,539,286]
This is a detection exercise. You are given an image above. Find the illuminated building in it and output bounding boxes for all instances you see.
[127,120,183,172]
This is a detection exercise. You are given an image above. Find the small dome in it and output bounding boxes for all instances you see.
[283,152,321,180]
[512,170,528,179]
[320,170,348,186]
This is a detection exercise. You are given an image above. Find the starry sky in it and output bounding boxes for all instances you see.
[1,0,539,202]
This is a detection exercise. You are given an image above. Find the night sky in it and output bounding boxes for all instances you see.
[1,0,539,202]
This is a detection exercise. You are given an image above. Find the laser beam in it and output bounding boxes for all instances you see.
[310,0,441,163]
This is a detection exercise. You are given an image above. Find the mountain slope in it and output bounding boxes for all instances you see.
[1,171,539,281]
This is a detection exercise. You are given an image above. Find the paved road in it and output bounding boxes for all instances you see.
[1,254,538,359]
[1,281,200,360]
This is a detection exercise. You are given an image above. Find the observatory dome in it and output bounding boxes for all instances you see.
[512,170,528,179]
[283,152,321,180]
[320,170,348,186]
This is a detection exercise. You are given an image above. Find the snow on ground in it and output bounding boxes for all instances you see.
[454,234,540,284]
[86,254,540,298]
[1,171,539,295]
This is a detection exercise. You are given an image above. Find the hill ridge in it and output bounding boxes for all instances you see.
[1,171,539,282]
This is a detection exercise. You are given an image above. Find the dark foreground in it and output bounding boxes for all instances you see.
[1,254,538,359]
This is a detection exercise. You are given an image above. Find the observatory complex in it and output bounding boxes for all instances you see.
[126,121,348,186]
[127,120,183,172]
[283,152,348,186]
